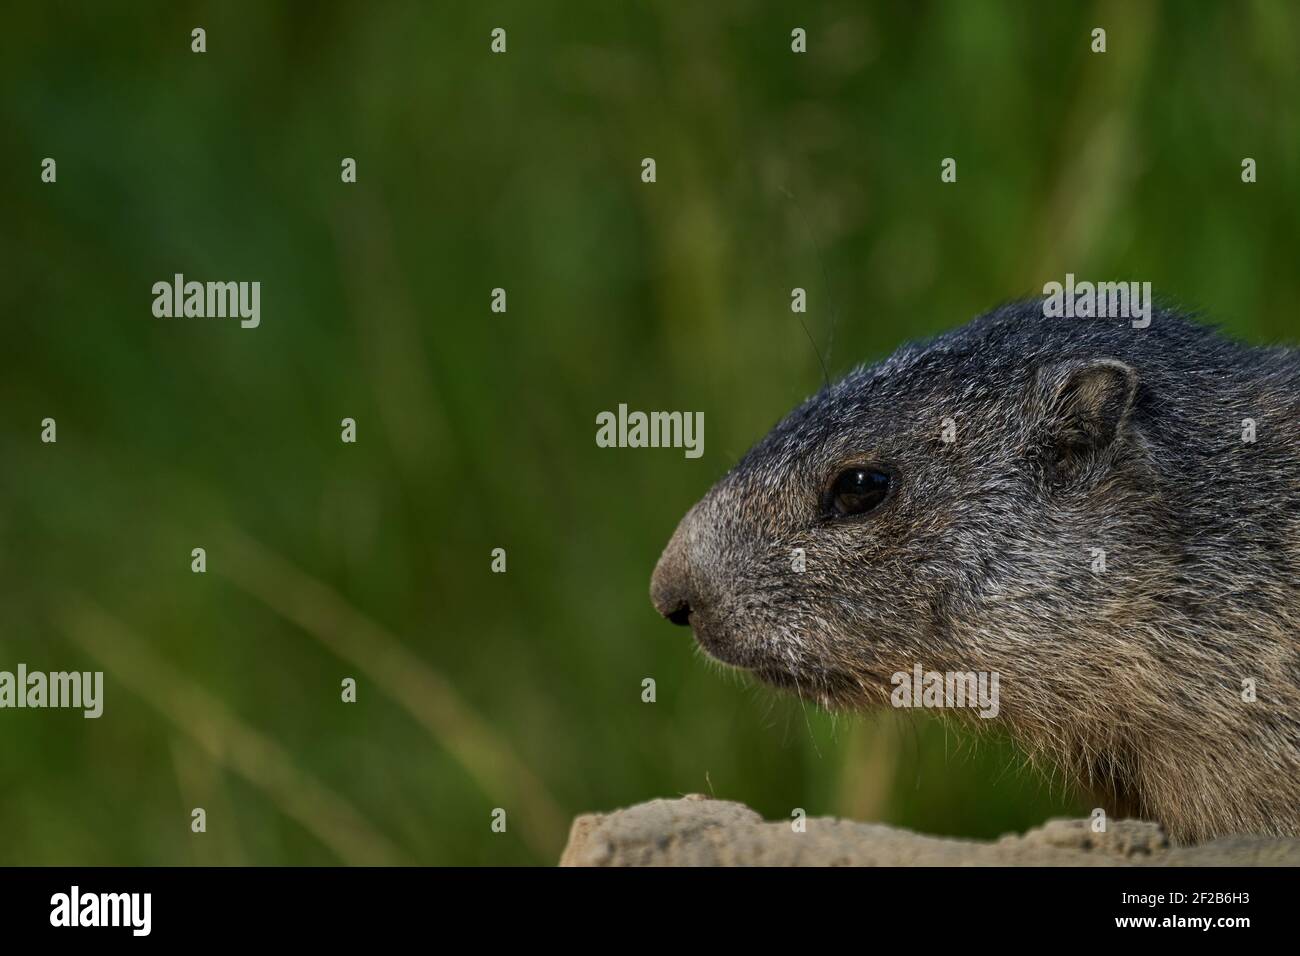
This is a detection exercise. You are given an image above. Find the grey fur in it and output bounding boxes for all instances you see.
[651,300,1300,842]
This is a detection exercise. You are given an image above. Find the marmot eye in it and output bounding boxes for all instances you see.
[825,467,891,517]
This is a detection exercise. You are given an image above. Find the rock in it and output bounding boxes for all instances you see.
[558,795,1300,866]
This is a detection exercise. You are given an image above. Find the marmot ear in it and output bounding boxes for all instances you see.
[1034,357,1139,477]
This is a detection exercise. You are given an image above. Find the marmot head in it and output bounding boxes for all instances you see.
[652,303,1300,840]
[650,303,1153,712]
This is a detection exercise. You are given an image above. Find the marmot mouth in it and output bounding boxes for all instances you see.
[690,621,868,704]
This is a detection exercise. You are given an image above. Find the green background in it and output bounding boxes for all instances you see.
[2,1,1297,864]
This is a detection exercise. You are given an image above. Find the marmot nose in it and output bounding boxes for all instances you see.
[651,523,695,627]
[664,601,692,627]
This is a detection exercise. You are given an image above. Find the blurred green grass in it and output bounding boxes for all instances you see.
[2,0,1298,864]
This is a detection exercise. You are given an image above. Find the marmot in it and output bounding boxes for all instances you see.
[651,300,1300,842]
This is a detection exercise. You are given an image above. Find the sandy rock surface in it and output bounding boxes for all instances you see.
[559,794,1300,866]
